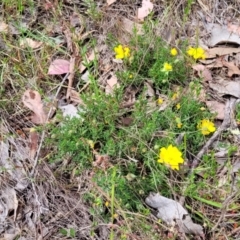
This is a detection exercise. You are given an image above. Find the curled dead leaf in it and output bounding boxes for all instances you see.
[48,59,70,75]
[22,90,47,124]
[192,64,212,82]
[19,38,43,49]
[137,0,153,21]
[205,47,240,59]
[145,193,204,237]
[206,101,225,120]
[105,74,120,95]
[120,17,143,35]
[206,23,240,46]
[209,79,240,98]
[222,60,240,77]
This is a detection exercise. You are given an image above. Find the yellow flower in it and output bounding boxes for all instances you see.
[187,46,206,60]
[170,48,178,56]
[162,62,173,72]
[129,74,133,78]
[157,98,164,105]
[197,119,216,135]
[105,201,109,207]
[171,92,179,100]
[158,145,184,170]
[177,123,182,128]
[175,117,182,128]
[176,103,181,110]
[124,47,130,58]
[114,45,130,59]
[200,107,206,111]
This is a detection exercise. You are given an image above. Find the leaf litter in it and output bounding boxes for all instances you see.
[2,0,240,239]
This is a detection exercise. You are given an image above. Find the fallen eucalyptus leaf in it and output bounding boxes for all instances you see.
[22,89,47,124]
[206,101,225,120]
[145,192,204,236]
[206,23,240,46]
[192,64,212,82]
[205,47,240,59]
[137,0,153,21]
[48,59,70,75]
[209,79,240,98]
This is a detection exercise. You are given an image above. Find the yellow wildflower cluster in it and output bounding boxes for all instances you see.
[158,145,184,170]
[198,119,216,135]
[187,47,206,60]
[114,44,130,59]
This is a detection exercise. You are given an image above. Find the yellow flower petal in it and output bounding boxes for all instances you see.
[162,62,173,72]
[124,47,130,58]
[170,48,178,56]
[198,119,216,135]
[157,98,164,105]
[172,93,179,100]
[158,145,184,170]
[187,47,206,60]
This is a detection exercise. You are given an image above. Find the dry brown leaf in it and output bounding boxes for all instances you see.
[0,21,8,33]
[137,0,153,21]
[209,79,240,98]
[205,47,240,59]
[199,59,216,64]
[105,75,120,95]
[206,23,240,46]
[29,129,39,160]
[205,58,224,69]
[19,38,43,49]
[48,59,70,75]
[22,90,47,124]
[120,17,143,35]
[107,0,116,6]
[192,64,212,81]
[145,193,204,236]
[69,89,85,106]
[206,101,225,120]
[222,60,240,77]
